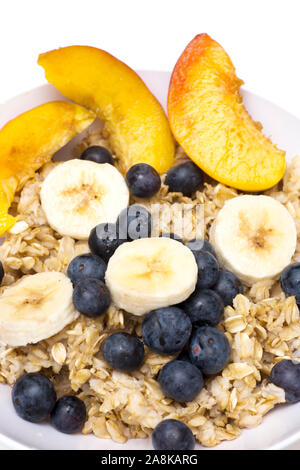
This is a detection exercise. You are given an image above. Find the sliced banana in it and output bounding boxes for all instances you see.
[0,272,78,347]
[105,237,198,316]
[40,159,129,240]
[209,195,297,285]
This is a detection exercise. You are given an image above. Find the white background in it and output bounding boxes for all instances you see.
[1,0,300,118]
[1,0,300,451]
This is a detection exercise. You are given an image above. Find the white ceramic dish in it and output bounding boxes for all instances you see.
[0,71,300,450]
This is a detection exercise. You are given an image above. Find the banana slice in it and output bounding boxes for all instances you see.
[105,237,198,316]
[0,272,78,347]
[209,195,297,285]
[41,159,129,240]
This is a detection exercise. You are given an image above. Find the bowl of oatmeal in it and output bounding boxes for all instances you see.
[0,38,300,450]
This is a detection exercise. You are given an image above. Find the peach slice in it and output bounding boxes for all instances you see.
[167,34,285,191]
[0,101,95,235]
[38,46,175,174]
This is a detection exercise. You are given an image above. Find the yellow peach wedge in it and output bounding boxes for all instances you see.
[167,34,285,191]
[0,101,95,235]
[38,46,175,174]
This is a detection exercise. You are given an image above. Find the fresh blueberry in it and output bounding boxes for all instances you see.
[270,359,300,403]
[80,146,113,165]
[181,289,224,327]
[73,278,110,317]
[165,161,203,197]
[189,326,231,375]
[12,373,56,423]
[88,223,126,263]
[213,269,243,306]
[102,332,145,372]
[194,250,219,289]
[152,419,195,451]
[280,263,300,304]
[0,261,4,285]
[158,360,204,402]
[142,307,192,355]
[186,239,217,258]
[159,232,183,243]
[51,396,86,434]
[67,253,106,285]
[117,204,152,240]
[126,163,161,199]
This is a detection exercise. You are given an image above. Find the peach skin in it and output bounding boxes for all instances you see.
[167,34,285,191]
[0,101,95,235]
[38,46,175,174]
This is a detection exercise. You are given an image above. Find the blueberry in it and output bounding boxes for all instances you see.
[0,261,4,285]
[189,326,231,375]
[165,161,203,197]
[186,239,216,258]
[117,204,152,240]
[103,332,145,372]
[270,359,300,403]
[142,307,192,355]
[80,146,113,165]
[280,263,300,304]
[126,163,161,199]
[88,223,126,263]
[213,269,243,306]
[12,373,56,423]
[51,396,86,434]
[152,419,195,451]
[194,251,219,289]
[67,253,106,285]
[159,232,183,243]
[73,278,110,317]
[158,360,204,402]
[182,289,224,327]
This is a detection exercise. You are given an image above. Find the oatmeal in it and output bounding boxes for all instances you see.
[0,130,299,447]
[1,36,299,450]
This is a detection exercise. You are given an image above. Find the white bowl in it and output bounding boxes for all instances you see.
[0,71,300,450]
